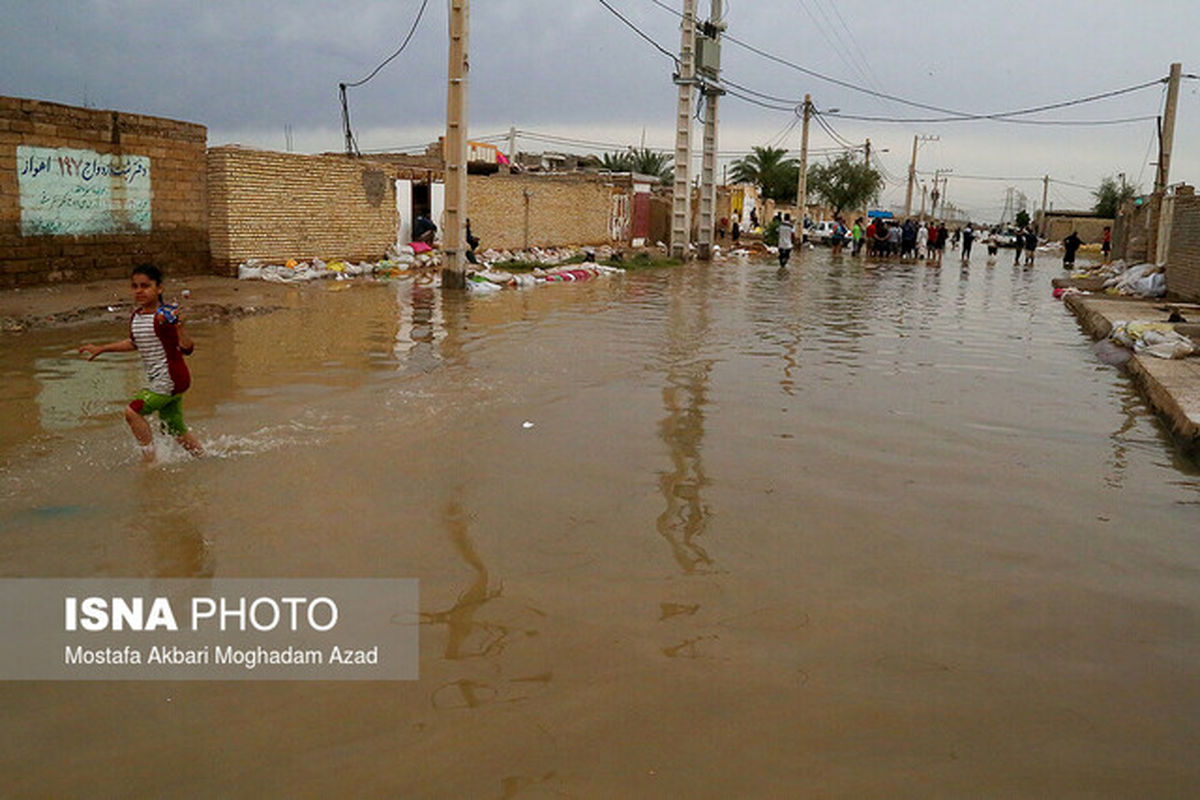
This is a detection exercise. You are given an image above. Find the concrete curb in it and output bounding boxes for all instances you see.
[1064,293,1200,450]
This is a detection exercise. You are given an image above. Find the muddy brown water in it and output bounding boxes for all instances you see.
[1,251,1198,797]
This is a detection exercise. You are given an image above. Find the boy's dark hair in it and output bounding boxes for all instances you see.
[131,263,163,284]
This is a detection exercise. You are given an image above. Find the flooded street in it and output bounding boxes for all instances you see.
[2,249,1199,796]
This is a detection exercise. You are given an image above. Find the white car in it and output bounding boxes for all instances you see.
[806,220,838,244]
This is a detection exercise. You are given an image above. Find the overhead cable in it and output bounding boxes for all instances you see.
[339,0,432,155]
[343,0,432,88]
[644,0,1167,123]
[596,0,680,68]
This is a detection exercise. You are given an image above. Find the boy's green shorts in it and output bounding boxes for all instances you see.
[129,390,188,436]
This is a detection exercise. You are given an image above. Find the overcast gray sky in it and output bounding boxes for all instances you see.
[3,0,1196,221]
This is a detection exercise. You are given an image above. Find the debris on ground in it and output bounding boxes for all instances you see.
[466,263,624,292]
[1109,320,1197,359]
[1062,259,1167,298]
[234,244,628,292]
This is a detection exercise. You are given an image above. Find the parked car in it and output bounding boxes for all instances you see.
[806,220,838,245]
[990,228,1021,247]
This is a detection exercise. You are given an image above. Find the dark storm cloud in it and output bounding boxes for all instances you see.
[2,0,1196,215]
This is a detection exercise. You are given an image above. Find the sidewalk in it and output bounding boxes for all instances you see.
[1063,292,1200,449]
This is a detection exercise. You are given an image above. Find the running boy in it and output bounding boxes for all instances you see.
[79,264,203,463]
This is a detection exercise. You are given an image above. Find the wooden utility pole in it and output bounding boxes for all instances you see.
[671,0,697,260]
[796,94,811,225]
[696,0,723,261]
[904,135,937,219]
[1040,175,1049,235]
[905,135,918,220]
[442,0,470,289]
[861,138,871,222]
[1155,62,1183,194]
[1155,63,1183,264]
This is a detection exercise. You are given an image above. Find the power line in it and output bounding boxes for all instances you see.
[796,0,874,91]
[596,0,679,68]
[918,171,1042,182]
[812,110,858,150]
[514,128,849,158]
[339,0,432,155]
[644,0,1167,124]
[819,0,883,92]
[343,0,432,88]
[825,112,1160,126]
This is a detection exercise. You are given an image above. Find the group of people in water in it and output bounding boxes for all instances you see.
[817,216,1045,266]
[777,214,1096,271]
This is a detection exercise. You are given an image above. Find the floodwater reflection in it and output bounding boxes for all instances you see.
[656,271,715,576]
[1,251,1199,796]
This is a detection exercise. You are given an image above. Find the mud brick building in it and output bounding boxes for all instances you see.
[207,147,408,276]
[4,94,785,287]
[0,96,207,288]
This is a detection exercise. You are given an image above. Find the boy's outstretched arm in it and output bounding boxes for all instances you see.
[78,339,134,361]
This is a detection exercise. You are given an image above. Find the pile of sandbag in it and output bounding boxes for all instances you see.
[1103,262,1166,297]
[236,246,443,283]
[1109,320,1196,359]
[476,245,619,267]
[466,263,624,292]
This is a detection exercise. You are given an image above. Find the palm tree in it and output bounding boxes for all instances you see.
[628,148,673,183]
[728,146,800,202]
[602,148,673,184]
[601,151,633,172]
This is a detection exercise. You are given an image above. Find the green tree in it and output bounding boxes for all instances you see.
[1015,210,1031,228]
[1093,175,1139,218]
[601,148,673,184]
[628,147,673,184]
[601,151,632,172]
[807,153,884,216]
[729,146,800,202]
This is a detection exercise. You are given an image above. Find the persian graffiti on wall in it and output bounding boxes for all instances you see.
[17,146,152,236]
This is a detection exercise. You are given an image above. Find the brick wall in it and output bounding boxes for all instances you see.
[467,173,622,251]
[1043,215,1112,245]
[0,96,207,287]
[1166,191,1200,301]
[1114,197,1155,263]
[207,147,402,275]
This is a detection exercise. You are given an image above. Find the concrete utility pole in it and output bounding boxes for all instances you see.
[904,135,937,219]
[919,183,927,220]
[796,94,811,225]
[507,125,517,166]
[442,0,470,290]
[696,0,723,261]
[1040,175,1049,235]
[1155,62,1183,194]
[671,0,697,260]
